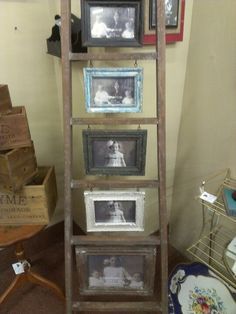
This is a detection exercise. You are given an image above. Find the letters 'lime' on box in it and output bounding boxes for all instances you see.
[0,167,57,225]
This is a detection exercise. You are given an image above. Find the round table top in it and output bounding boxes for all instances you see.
[0,225,45,247]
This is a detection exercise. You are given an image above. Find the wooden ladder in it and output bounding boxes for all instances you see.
[60,0,167,312]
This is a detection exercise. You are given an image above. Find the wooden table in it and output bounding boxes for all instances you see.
[0,225,65,305]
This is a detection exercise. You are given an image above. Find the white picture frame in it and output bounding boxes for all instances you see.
[84,191,145,232]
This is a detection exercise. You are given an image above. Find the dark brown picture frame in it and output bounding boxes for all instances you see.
[81,0,143,47]
[82,129,147,176]
[75,241,157,296]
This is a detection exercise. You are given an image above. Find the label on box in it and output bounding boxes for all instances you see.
[12,262,25,275]
[200,191,217,204]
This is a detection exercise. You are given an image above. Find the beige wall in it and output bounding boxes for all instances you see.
[0,1,193,230]
[170,0,236,252]
[0,0,64,224]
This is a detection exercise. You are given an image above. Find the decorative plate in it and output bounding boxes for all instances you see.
[168,262,236,314]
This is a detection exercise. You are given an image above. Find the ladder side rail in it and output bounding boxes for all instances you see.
[61,0,73,313]
[156,0,168,312]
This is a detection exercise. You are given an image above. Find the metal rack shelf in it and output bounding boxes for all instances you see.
[188,169,236,290]
[198,172,236,223]
[199,198,236,223]
[187,226,236,289]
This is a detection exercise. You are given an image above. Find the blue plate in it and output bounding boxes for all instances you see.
[168,262,236,314]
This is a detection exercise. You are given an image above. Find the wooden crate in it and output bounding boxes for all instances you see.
[0,85,12,113]
[0,166,57,225]
[0,106,31,151]
[0,143,38,191]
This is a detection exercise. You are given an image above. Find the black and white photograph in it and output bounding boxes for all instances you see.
[82,129,147,175]
[150,0,179,29]
[94,201,135,224]
[93,139,134,168]
[81,0,143,46]
[90,7,135,39]
[75,244,157,295]
[93,78,134,107]
[84,191,145,232]
[84,67,143,113]
[143,0,185,44]
[88,255,144,289]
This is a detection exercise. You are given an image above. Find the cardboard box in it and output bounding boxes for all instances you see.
[0,106,31,151]
[0,85,12,113]
[0,142,38,191]
[0,167,57,225]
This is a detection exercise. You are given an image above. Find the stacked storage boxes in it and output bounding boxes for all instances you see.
[0,85,57,224]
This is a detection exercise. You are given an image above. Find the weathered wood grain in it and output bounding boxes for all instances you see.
[0,106,31,151]
[0,167,57,224]
[0,142,38,191]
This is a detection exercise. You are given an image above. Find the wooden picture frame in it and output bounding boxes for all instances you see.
[81,0,143,47]
[75,239,157,296]
[143,0,185,44]
[84,191,145,232]
[82,129,147,176]
[83,67,143,113]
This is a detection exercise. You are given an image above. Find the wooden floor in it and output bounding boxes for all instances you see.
[0,225,188,314]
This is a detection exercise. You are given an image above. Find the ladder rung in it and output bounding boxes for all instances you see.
[71,179,159,189]
[72,301,162,312]
[71,235,160,246]
[70,52,158,61]
[71,117,159,125]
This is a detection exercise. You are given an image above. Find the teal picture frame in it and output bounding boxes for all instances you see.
[83,67,143,113]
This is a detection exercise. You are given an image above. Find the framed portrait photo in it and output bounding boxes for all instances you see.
[84,191,145,232]
[81,0,143,47]
[84,67,143,113]
[75,242,157,296]
[150,0,179,29]
[143,0,185,44]
[82,129,147,176]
